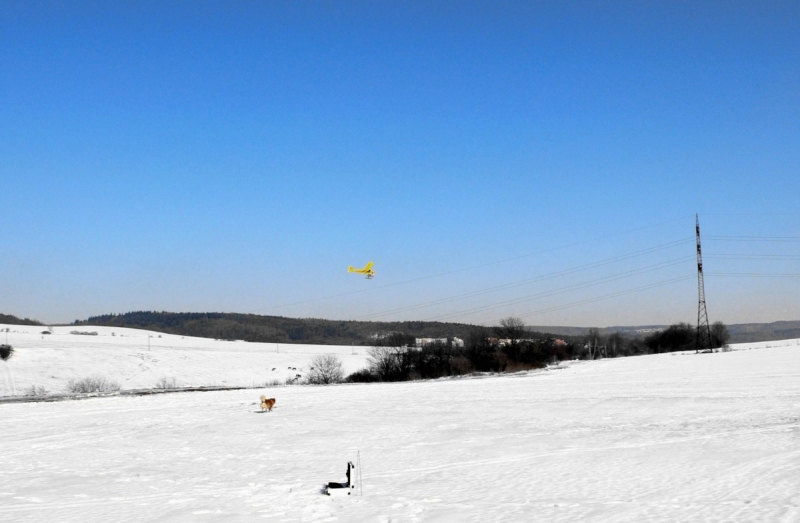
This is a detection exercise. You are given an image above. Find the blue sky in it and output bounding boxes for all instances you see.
[2,1,799,327]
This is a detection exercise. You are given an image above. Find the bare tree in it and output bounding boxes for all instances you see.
[585,328,603,360]
[607,332,623,358]
[368,332,416,381]
[497,317,526,346]
[306,354,345,385]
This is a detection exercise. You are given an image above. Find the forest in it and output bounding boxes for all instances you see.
[73,311,479,345]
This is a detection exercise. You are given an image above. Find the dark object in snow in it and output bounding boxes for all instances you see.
[325,461,356,497]
[0,344,13,362]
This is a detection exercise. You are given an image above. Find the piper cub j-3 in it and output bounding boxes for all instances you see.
[348,261,375,279]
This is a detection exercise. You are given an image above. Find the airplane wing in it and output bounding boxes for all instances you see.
[348,261,375,277]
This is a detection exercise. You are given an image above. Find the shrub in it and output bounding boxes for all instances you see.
[0,344,13,362]
[66,376,121,393]
[346,369,380,383]
[155,377,179,389]
[450,355,474,375]
[24,385,48,396]
[255,378,284,387]
[503,361,545,373]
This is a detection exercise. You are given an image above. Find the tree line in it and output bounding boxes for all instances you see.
[0,314,42,326]
[349,320,581,383]
[343,318,731,383]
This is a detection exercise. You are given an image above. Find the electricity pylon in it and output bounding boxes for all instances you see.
[695,214,713,353]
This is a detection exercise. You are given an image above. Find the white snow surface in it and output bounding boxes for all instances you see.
[0,325,369,393]
[1,325,799,522]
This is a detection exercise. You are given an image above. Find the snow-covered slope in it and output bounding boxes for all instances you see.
[0,324,370,395]
[1,326,798,522]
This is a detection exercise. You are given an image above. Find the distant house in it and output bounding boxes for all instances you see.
[415,337,465,348]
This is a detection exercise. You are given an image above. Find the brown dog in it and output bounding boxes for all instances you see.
[260,395,276,412]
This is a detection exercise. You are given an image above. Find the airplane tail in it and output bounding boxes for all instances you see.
[347,266,355,273]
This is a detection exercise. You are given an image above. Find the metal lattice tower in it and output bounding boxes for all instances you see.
[695,214,713,353]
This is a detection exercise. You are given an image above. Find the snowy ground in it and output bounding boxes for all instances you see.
[0,325,370,395]
[1,325,799,522]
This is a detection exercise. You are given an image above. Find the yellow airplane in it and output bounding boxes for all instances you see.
[348,261,375,279]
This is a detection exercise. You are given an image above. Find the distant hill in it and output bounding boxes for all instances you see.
[528,321,800,344]
[525,325,666,338]
[0,313,42,326]
[725,321,800,343]
[73,311,488,346]
[7,310,797,345]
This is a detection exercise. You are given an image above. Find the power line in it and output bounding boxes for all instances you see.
[357,216,797,326]
[416,257,693,323]
[705,236,800,242]
[705,254,800,260]
[355,239,693,321]
[249,216,693,315]
[250,215,799,326]
[699,212,800,217]
[707,272,800,278]
[482,275,696,327]
[398,222,799,326]
[368,240,799,325]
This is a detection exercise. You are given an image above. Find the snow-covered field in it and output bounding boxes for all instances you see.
[0,325,370,394]
[1,325,799,522]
